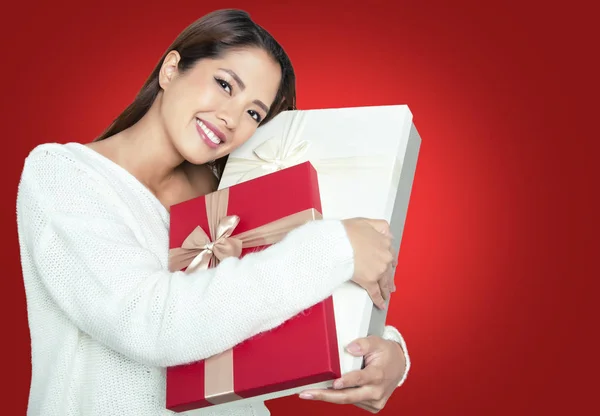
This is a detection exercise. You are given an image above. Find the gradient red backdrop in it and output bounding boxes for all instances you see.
[1,0,596,414]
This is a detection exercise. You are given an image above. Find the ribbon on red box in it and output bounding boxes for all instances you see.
[168,186,321,404]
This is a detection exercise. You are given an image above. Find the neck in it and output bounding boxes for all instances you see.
[95,94,186,194]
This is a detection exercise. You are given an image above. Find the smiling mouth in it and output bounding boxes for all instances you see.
[196,118,223,146]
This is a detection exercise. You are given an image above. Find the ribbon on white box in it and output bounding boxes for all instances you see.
[225,111,395,184]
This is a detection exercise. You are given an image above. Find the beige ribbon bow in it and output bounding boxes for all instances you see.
[168,188,322,273]
[169,215,243,272]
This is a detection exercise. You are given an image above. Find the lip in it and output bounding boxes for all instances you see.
[196,118,226,143]
[196,123,218,149]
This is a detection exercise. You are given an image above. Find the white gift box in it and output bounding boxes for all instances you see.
[215,104,421,404]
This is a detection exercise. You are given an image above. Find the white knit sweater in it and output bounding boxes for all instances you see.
[16,142,410,416]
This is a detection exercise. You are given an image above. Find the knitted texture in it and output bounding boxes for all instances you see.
[381,325,411,387]
[16,142,408,416]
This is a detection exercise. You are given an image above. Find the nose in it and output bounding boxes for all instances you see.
[216,101,243,131]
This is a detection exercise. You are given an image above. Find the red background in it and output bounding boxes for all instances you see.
[0,0,596,414]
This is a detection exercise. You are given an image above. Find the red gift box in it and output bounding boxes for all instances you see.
[165,162,341,412]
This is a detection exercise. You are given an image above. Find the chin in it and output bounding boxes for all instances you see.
[186,146,224,166]
[172,142,201,165]
[184,154,212,166]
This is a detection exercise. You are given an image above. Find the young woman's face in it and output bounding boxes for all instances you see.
[158,47,282,165]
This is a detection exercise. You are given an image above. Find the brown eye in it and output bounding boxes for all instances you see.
[214,77,232,95]
[248,110,262,123]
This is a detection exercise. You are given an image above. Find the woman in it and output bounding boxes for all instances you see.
[16,9,410,416]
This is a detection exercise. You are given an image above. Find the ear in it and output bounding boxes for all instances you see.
[158,50,181,90]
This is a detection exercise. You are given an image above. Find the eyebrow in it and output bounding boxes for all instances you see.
[219,68,271,114]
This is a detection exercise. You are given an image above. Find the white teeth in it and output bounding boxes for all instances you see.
[196,119,221,145]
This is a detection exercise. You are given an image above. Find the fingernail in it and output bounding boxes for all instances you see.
[333,379,343,389]
[299,393,314,399]
[346,343,362,354]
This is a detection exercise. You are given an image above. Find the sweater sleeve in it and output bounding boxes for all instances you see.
[382,325,411,387]
[16,147,355,368]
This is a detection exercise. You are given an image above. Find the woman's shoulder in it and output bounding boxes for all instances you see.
[18,141,123,205]
[22,141,115,182]
[16,142,134,245]
[24,141,97,168]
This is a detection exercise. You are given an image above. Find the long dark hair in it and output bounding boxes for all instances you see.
[94,9,296,179]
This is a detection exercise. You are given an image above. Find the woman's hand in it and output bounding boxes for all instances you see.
[298,335,407,413]
[342,218,396,309]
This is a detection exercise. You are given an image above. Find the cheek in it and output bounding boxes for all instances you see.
[194,79,220,108]
[162,88,196,129]
[161,89,183,122]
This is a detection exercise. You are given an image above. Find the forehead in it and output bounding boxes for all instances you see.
[200,47,282,105]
